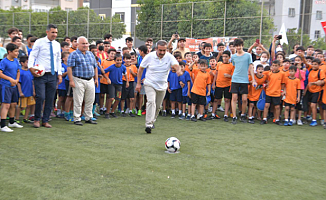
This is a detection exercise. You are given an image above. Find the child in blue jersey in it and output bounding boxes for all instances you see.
[90,45,102,119]
[104,54,128,118]
[57,52,69,118]
[17,56,35,123]
[0,43,23,132]
[178,61,192,120]
[135,45,148,116]
[168,66,182,118]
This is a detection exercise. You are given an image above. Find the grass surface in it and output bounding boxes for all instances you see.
[0,114,326,200]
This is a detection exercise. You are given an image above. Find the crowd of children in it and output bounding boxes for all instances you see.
[0,28,326,132]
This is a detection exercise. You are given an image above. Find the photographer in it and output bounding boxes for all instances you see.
[167,33,190,59]
[247,40,268,61]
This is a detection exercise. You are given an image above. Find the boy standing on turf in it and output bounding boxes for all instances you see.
[17,56,35,123]
[104,54,128,118]
[283,65,301,126]
[261,60,285,125]
[178,61,192,120]
[230,38,256,124]
[305,58,325,126]
[121,53,137,117]
[57,52,69,118]
[190,59,211,122]
[168,65,182,118]
[0,43,23,132]
[212,51,235,122]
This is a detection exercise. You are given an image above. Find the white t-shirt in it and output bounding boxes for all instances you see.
[140,51,179,91]
[253,60,269,73]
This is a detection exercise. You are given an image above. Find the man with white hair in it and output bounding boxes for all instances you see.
[67,36,98,126]
[136,40,181,134]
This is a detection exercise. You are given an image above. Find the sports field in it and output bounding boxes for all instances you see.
[0,114,325,200]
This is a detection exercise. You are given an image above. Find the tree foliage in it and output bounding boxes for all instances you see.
[0,6,126,41]
[136,0,275,44]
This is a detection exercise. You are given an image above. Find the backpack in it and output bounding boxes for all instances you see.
[257,89,266,111]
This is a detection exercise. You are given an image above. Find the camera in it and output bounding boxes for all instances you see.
[277,35,282,40]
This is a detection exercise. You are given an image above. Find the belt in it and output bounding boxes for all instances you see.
[44,72,53,75]
[75,76,92,81]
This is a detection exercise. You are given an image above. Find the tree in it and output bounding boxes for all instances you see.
[0,6,126,42]
[136,0,275,45]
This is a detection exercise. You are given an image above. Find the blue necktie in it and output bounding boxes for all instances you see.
[50,41,55,75]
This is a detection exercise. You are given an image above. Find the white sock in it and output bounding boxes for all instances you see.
[125,108,130,113]
[172,110,175,114]
[285,119,288,122]
[179,110,182,115]
[187,114,191,116]
[191,115,195,118]
[182,113,185,116]
[263,118,267,121]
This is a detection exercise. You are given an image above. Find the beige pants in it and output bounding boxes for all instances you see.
[72,76,95,122]
[144,85,166,127]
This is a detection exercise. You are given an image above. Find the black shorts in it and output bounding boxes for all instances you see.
[65,80,73,97]
[58,89,67,97]
[94,93,100,104]
[0,86,18,103]
[108,84,122,100]
[121,81,135,100]
[322,103,326,110]
[306,90,320,103]
[164,89,170,100]
[295,90,303,110]
[170,88,182,102]
[215,86,232,99]
[265,95,281,105]
[100,83,109,94]
[249,100,257,106]
[230,82,248,94]
[182,96,192,105]
[191,92,206,105]
[284,102,296,108]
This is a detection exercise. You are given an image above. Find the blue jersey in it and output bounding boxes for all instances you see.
[104,64,126,85]
[178,71,192,96]
[19,69,34,97]
[0,57,20,88]
[95,65,101,93]
[26,45,32,56]
[231,52,253,83]
[168,71,181,90]
[58,63,67,90]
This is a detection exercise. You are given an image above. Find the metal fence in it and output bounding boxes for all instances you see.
[0,1,325,53]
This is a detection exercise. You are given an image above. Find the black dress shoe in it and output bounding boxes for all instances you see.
[74,121,83,126]
[145,127,151,134]
[85,120,97,124]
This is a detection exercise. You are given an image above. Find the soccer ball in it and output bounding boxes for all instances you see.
[165,137,181,153]
[32,64,45,76]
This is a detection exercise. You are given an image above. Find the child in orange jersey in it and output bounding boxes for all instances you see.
[248,65,267,124]
[190,59,211,122]
[305,58,325,126]
[261,60,285,125]
[283,65,301,126]
[212,51,234,121]
[100,49,115,114]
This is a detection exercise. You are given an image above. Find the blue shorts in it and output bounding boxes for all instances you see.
[58,89,67,97]
[182,96,191,105]
[0,85,19,103]
[170,88,182,102]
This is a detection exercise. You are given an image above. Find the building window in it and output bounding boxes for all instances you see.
[288,8,295,17]
[315,30,320,39]
[99,14,106,20]
[115,12,125,23]
[316,11,322,20]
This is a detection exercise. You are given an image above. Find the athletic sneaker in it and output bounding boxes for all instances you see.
[324,124,326,129]
[8,122,23,128]
[171,113,175,119]
[23,119,32,123]
[137,110,142,116]
[217,106,224,112]
[121,112,126,117]
[260,120,267,125]
[306,116,312,121]
[231,117,237,125]
[297,119,303,126]
[110,113,118,118]
[129,112,136,117]
[186,115,191,121]
[275,120,281,125]
[240,115,247,123]
[162,111,167,117]
[223,116,228,122]
[310,121,317,127]
[248,118,255,124]
[179,115,185,120]
[321,120,324,125]
[81,116,85,121]
[145,127,151,134]
[283,121,289,126]
[190,116,197,122]
[94,111,101,117]
[142,110,146,115]
[105,114,110,119]
[1,126,13,132]
[199,116,206,121]
[288,121,293,126]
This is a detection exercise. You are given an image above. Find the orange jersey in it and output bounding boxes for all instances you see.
[265,71,285,97]
[69,47,76,53]
[215,63,234,88]
[101,60,115,84]
[248,74,267,101]
[284,77,300,105]
[209,68,217,84]
[319,64,326,72]
[322,82,326,104]
[97,52,108,61]
[308,69,325,93]
[280,68,289,78]
[191,70,211,96]
[192,68,210,82]
[122,65,137,82]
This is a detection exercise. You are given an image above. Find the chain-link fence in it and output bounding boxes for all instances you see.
[0,1,325,54]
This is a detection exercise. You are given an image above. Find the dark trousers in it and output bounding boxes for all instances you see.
[34,73,57,123]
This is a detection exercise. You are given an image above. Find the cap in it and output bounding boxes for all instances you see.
[178,37,186,42]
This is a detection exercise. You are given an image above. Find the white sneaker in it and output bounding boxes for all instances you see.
[217,106,225,112]
[297,119,303,126]
[1,126,13,132]
[208,107,213,113]
[321,120,324,125]
[8,122,23,128]
[293,120,296,124]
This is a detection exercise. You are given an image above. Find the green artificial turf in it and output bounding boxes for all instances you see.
[0,115,326,200]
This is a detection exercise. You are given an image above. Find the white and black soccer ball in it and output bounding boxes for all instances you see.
[165,137,181,153]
